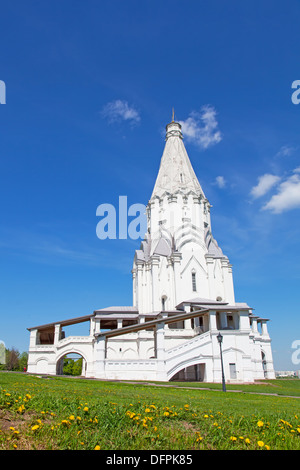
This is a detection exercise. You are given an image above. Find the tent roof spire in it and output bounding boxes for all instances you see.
[150,116,205,200]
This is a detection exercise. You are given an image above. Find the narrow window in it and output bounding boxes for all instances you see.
[192,272,197,292]
[162,297,166,311]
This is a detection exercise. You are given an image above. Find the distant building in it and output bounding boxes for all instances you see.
[27,118,275,383]
[275,370,300,378]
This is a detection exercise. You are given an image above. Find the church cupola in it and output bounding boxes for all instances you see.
[165,121,183,140]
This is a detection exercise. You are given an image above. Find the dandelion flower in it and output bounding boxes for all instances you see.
[31,425,39,431]
[94,445,101,450]
[257,441,264,447]
[230,436,237,441]
[257,420,264,428]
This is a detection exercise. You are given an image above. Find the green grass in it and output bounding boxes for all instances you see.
[154,378,300,397]
[0,372,299,450]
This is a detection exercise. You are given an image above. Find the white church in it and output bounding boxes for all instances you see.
[27,118,275,383]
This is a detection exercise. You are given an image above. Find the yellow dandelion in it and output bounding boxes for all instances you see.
[164,411,170,417]
[265,445,270,450]
[257,441,264,447]
[18,405,25,413]
[83,407,89,412]
[94,445,101,450]
[230,436,237,441]
[31,425,39,431]
[145,408,151,413]
[245,438,250,444]
[257,420,264,428]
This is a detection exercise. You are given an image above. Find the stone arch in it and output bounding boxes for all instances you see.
[35,357,49,374]
[167,358,208,382]
[122,348,136,359]
[56,349,88,377]
[146,346,155,359]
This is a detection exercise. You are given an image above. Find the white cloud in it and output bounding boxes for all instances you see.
[179,105,222,149]
[215,176,226,188]
[275,145,296,158]
[262,171,300,214]
[101,100,140,125]
[250,174,281,199]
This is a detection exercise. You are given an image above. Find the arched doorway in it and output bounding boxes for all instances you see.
[170,363,206,382]
[56,353,86,376]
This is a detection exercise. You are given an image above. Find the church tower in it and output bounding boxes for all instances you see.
[132,118,235,314]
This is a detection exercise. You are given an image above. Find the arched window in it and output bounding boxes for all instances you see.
[161,296,167,311]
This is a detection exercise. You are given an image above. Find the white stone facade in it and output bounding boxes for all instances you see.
[27,119,275,383]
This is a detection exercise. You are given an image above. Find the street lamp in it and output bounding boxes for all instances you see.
[217,332,226,392]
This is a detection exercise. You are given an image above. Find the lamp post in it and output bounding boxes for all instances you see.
[217,332,226,392]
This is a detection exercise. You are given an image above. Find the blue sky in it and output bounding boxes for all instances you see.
[0,1,300,370]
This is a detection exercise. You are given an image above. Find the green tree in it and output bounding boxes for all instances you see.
[19,352,28,371]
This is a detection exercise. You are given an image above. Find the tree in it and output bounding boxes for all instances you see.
[19,352,28,371]
[6,348,20,370]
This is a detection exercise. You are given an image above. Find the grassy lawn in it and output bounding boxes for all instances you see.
[153,378,300,397]
[0,372,299,450]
